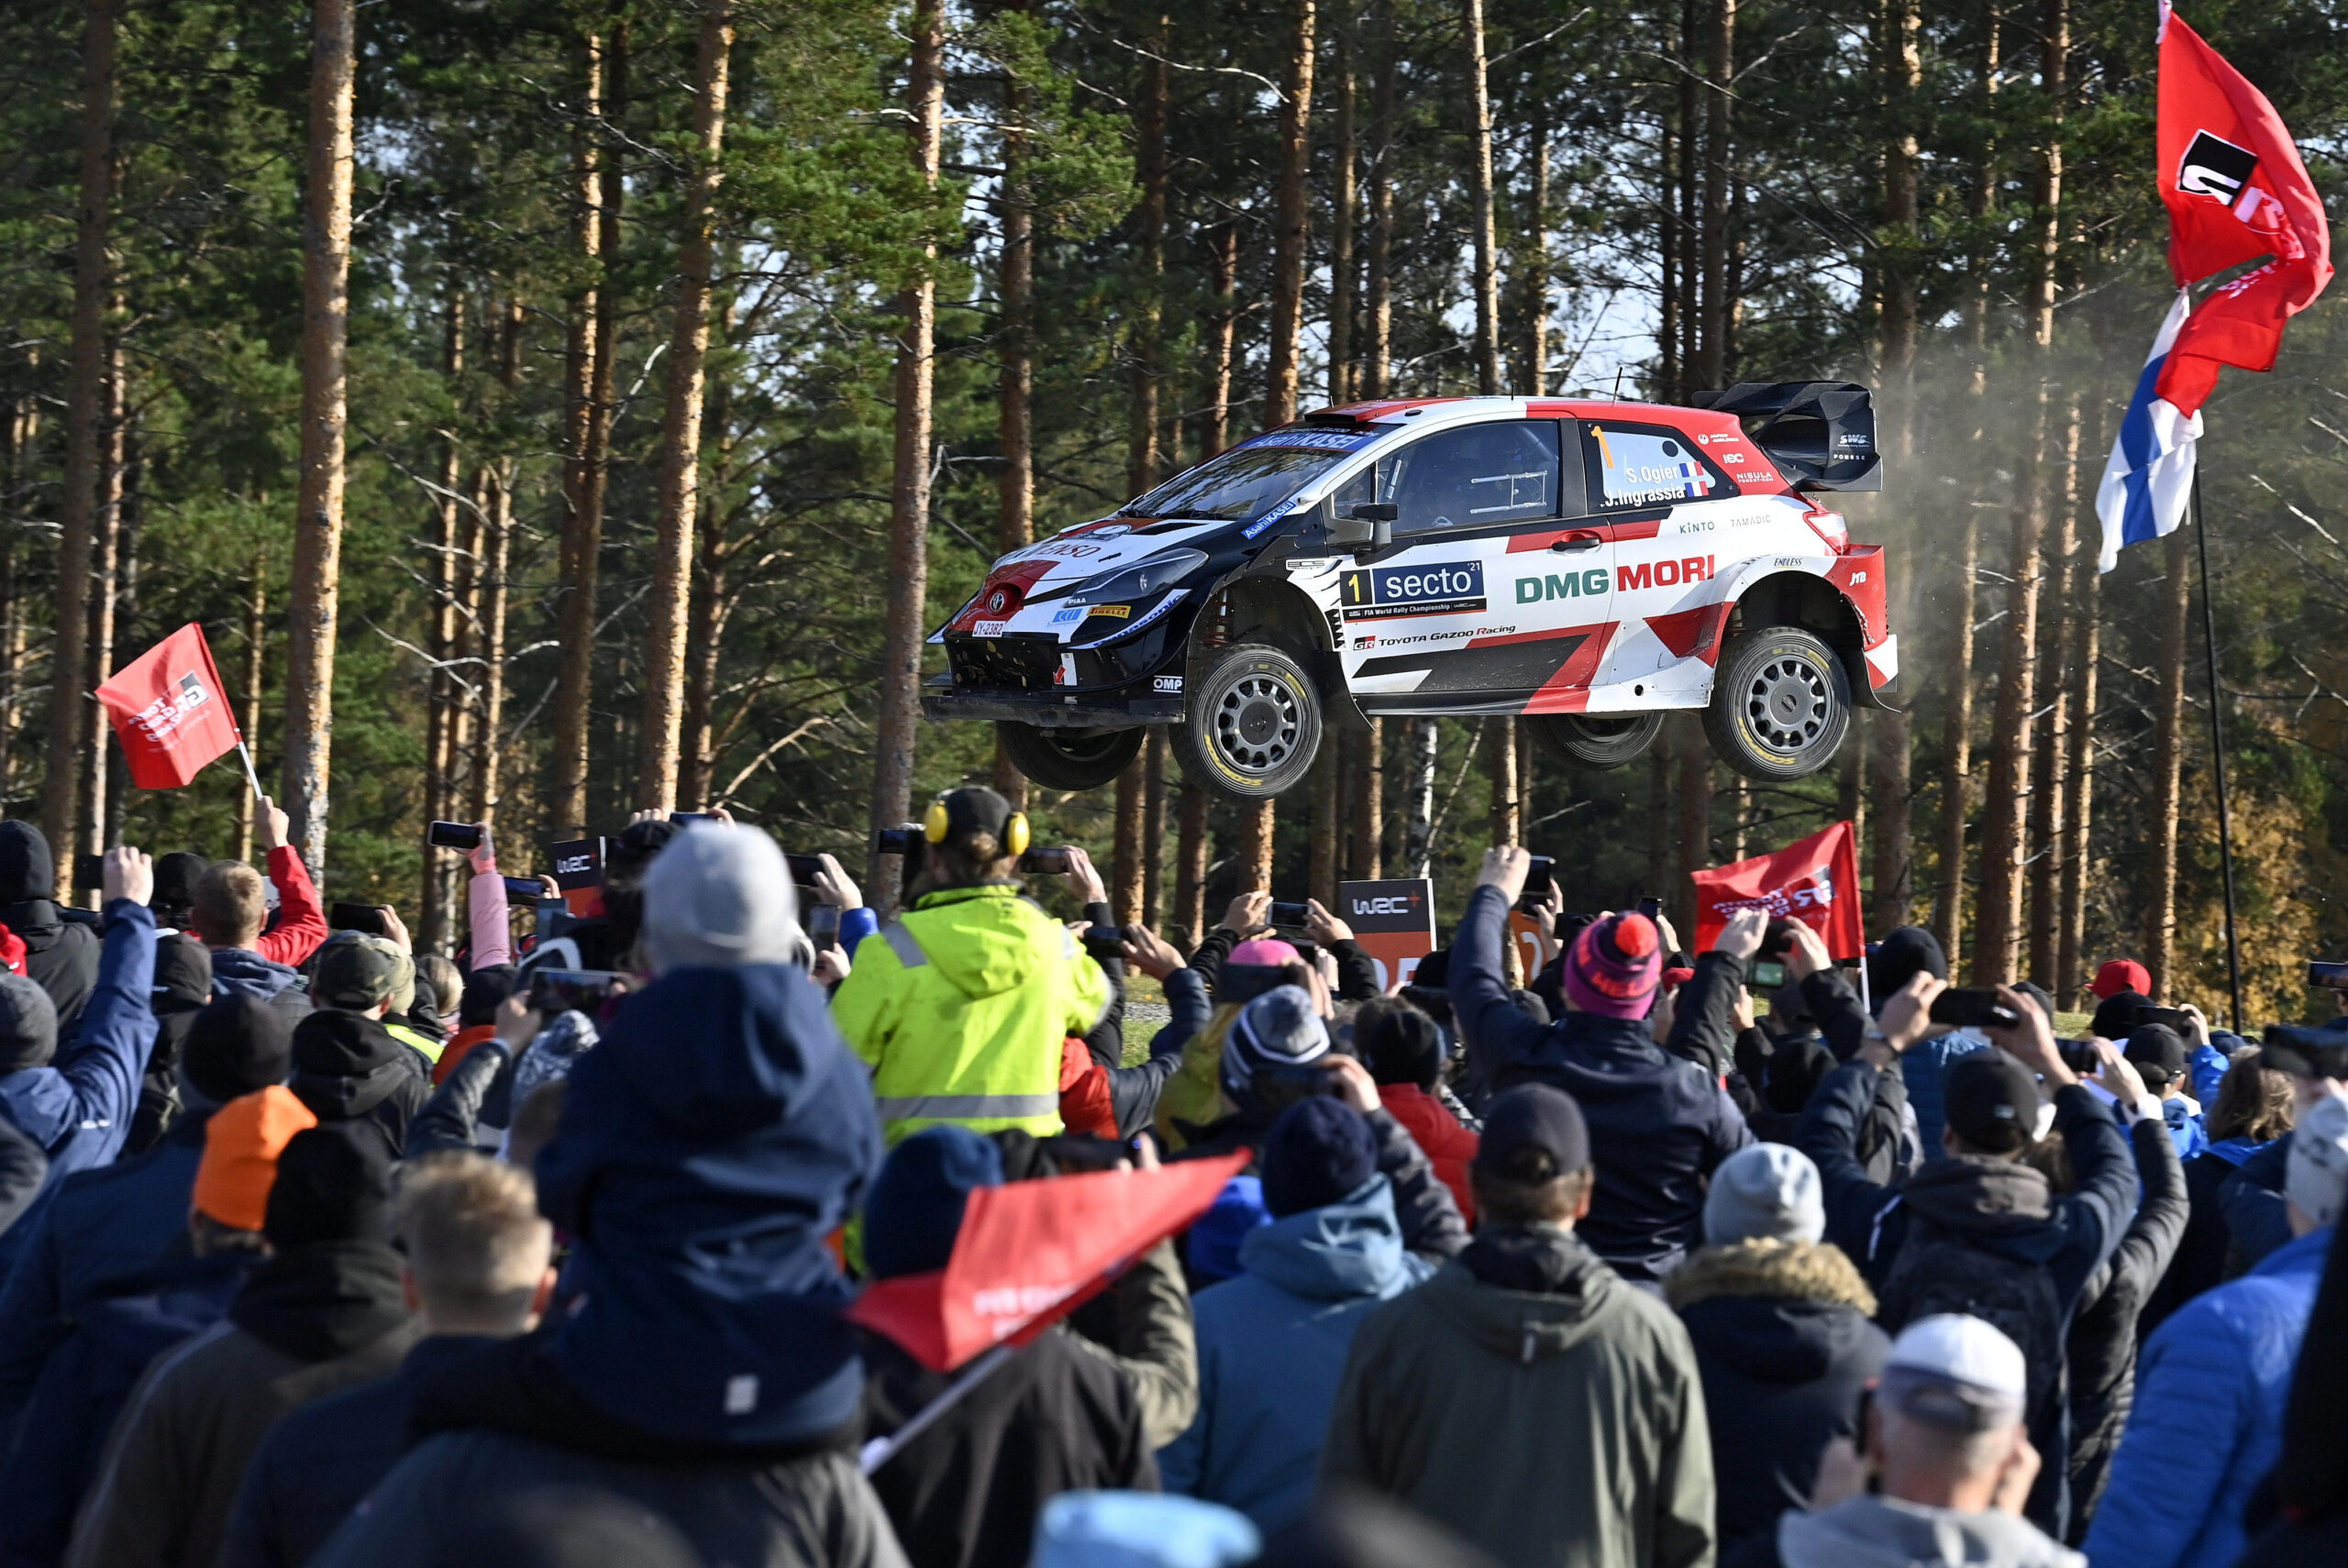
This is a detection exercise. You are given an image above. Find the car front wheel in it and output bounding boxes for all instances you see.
[1523,712,1665,771]
[1172,643,1324,801]
[1703,625,1852,781]
[994,722,1145,792]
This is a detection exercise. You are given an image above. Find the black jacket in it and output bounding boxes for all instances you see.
[288,1009,432,1158]
[859,1328,1155,1568]
[404,1036,510,1159]
[2218,1132,2296,1274]
[221,1333,505,1568]
[1455,884,1753,1280]
[1169,1104,1468,1264]
[1666,1239,1889,1561]
[2065,1113,2188,1540]
[0,822,98,1033]
[1105,966,1208,1140]
[2143,1140,2275,1339]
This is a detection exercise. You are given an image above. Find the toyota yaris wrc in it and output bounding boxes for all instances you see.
[925,382,1897,802]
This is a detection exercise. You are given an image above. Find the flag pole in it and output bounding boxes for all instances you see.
[234,741,267,810]
[2190,470,2246,1032]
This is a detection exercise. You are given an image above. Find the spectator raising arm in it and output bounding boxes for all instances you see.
[249,799,327,968]
[1797,969,1943,1277]
[463,825,513,971]
[1662,909,1766,1077]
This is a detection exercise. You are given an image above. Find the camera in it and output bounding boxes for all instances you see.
[872,826,921,857]
[670,812,718,826]
[2132,1003,2194,1032]
[74,853,105,893]
[426,820,484,851]
[2308,960,2348,989]
[1524,856,1556,895]
[1080,922,1132,963]
[328,901,389,937]
[1746,958,1789,993]
[1759,918,1802,960]
[1016,846,1074,876]
[785,853,826,887]
[1929,988,2021,1031]
[1636,896,1663,922]
[502,876,548,903]
[2057,1038,2101,1074]
[527,966,626,1016]
[807,904,841,948]
[1268,900,1312,928]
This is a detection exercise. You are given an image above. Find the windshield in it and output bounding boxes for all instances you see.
[1122,427,1377,525]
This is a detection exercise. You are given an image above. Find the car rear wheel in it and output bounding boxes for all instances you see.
[1172,643,1324,801]
[1523,712,1665,771]
[994,722,1145,792]
[1704,625,1852,781]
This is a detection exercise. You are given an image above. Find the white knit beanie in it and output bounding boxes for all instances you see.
[1703,1142,1826,1246]
[639,823,801,974]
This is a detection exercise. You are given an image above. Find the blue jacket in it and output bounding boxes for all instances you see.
[221,1334,503,1568]
[2219,1133,2296,1271]
[0,1109,208,1436]
[535,962,882,1447]
[0,1248,251,1568]
[0,901,159,1284]
[2161,1095,2210,1165]
[1452,884,1752,1281]
[1898,1030,1989,1155]
[206,946,307,1006]
[1157,1175,1433,1533]
[2191,1039,2238,1110]
[2083,1224,2333,1568]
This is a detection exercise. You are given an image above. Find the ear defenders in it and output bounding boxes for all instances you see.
[923,795,1029,857]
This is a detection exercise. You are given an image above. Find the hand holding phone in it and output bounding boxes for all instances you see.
[426,820,484,851]
[1929,988,2021,1031]
[329,901,390,938]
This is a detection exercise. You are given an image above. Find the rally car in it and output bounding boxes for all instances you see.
[925,383,1896,802]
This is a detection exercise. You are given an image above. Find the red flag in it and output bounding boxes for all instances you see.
[847,1152,1248,1372]
[94,624,243,790]
[2154,5,2332,415]
[1690,821,1864,962]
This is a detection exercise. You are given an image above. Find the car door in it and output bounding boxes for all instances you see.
[1329,419,1606,712]
[1575,418,1741,700]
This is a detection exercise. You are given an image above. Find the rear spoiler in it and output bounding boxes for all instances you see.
[1688,381,1880,492]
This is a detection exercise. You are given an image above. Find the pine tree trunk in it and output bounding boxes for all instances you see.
[1405,719,1438,875]
[2146,526,2191,999]
[43,0,116,888]
[1647,732,1672,900]
[81,335,125,865]
[1678,719,1713,934]
[1487,719,1517,845]
[1837,715,1866,856]
[1350,717,1383,879]
[870,0,945,899]
[1678,0,1701,389]
[1265,0,1315,429]
[1205,223,1238,456]
[991,11,1044,812]
[1933,506,1977,966]
[1518,119,1551,395]
[1695,0,1735,390]
[552,23,618,840]
[1173,779,1208,948]
[1328,14,1357,404]
[1141,730,1168,926]
[1877,0,1922,461]
[421,291,463,951]
[1363,0,1396,400]
[2056,495,2099,1009]
[235,571,267,864]
[0,383,34,805]
[1114,765,1149,925]
[1869,711,1911,930]
[281,0,358,875]
[1462,0,1501,395]
[680,520,726,809]
[2026,397,2082,986]
[1310,749,1338,904]
[1658,89,1681,400]
[637,0,731,812]
[1965,3,2000,387]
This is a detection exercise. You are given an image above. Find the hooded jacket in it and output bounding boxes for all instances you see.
[0,900,159,1284]
[1799,1061,2134,1539]
[1168,1102,1470,1265]
[1666,1239,1889,1559]
[2080,1224,2333,1568]
[2064,1114,2187,1535]
[535,961,882,1448]
[206,945,311,1025]
[288,1009,431,1158]
[1322,1223,1714,1568]
[1772,1496,2084,1568]
[0,1107,213,1436]
[0,822,99,1033]
[832,884,1113,1142]
[1159,1175,1435,1533]
[1453,884,1753,1281]
[1375,1085,1478,1224]
[64,1242,420,1568]
[0,1249,257,1568]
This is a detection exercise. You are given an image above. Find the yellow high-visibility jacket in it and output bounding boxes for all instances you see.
[831,884,1111,1143]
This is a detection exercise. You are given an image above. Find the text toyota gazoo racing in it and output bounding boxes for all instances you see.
[925,382,1896,802]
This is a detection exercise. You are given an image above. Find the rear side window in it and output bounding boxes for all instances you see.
[1579,422,1736,510]
[1334,420,1574,536]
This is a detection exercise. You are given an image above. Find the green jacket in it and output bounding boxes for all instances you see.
[831,883,1111,1143]
[1321,1224,1716,1568]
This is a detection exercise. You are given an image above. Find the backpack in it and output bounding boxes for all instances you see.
[1875,1210,2068,1421]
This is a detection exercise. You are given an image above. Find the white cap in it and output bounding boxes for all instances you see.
[2287,1094,2348,1230]
[1881,1315,2027,1430]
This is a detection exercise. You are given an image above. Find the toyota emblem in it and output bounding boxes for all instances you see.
[987,588,1012,613]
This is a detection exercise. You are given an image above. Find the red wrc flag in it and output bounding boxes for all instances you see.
[2154,2,2333,416]
[1690,820,1865,962]
[94,624,244,790]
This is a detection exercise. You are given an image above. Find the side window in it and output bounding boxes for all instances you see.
[1579,422,1735,511]
[1335,421,1564,536]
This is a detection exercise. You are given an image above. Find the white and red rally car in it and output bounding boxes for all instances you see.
[926,382,1896,801]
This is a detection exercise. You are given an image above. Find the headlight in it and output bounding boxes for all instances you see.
[1061,549,1207,607]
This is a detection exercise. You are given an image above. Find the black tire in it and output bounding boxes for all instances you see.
[1523,712,1665,771]
[1703,625,1852,782]
[994,721,1145,792]
[1172,643,1325,801]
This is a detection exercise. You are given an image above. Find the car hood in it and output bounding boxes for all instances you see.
[938,517,1237,641]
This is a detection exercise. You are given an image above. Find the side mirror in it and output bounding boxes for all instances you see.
[1327,502,1396,554]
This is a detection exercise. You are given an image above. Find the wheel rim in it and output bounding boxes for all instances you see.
[1743,652,1832,753]
[1212,672,1304,776]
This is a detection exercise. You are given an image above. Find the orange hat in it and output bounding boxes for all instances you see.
[192,1086,318,1231]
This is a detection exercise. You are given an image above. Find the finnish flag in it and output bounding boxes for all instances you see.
[2096,291,2203,573]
